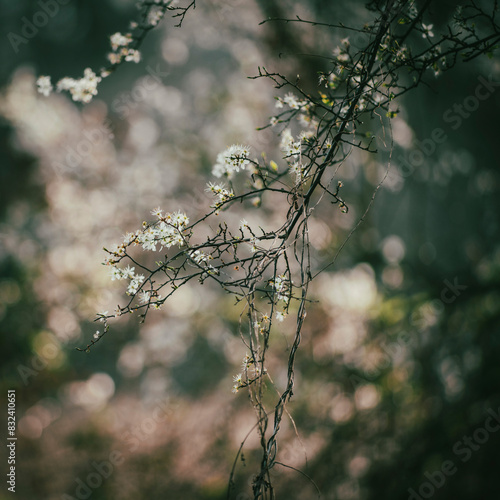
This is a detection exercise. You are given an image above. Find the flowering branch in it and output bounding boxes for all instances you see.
[34,0,500,498]
[36,0,195,102]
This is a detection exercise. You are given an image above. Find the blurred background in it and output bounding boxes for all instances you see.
[1,0,499,499]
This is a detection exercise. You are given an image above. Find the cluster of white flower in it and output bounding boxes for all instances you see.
[110,32,132,51]
[377,34,412,67]
[319,61,385,119]
[275,311,285,322]
[279,129,309,184]
[206,182,234,208]
[232,353,264,393]
[36,68,102,103]
[103,238,133,267]
[127,273,145,295]
[408,0,418,19]
[191,253,219,276]
[109,264,135,281]
[35,28,145,103]
[212,144,251,178]
[275,92,308,111]
[297,113,318,130]
[251,307,284,336]
[280,129,302,159]
[270,274,290,303]
[148,5,167,26]
[319,69,342,91]
[333,38,350,63]
[98,207,187,304]
[249,237,261,254]
[393,45,410,63]
[108,32,141,65]
[108,264,145,296]
[136,210,189,252]
[241,353,252,369]
[36,76,52,97]
[104,209,189,283]
[231,372,243,393]
[189,249,208,264]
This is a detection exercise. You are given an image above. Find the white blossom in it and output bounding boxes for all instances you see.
[212,145,251,178]
[125,49,141,63]
[270,274,290,302]
[36,76,52,97]
[422,23,434,38]
[127,274,144,296]
[110,32,132,51]
[289,162,304,184]
[110,266,124,281]
[148,6,165,26]
[280,129,301,158]
[333,46,350,62]
[249,237,259,253]
[239,219,249,231]
[123,265,136,279]
[123,232,136,244]
[54,68,101,103]
[139,290,151,304]
[131,210,190,253]
[283,92,308,110]
[190,249,208,264]
[206,182,234,205]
